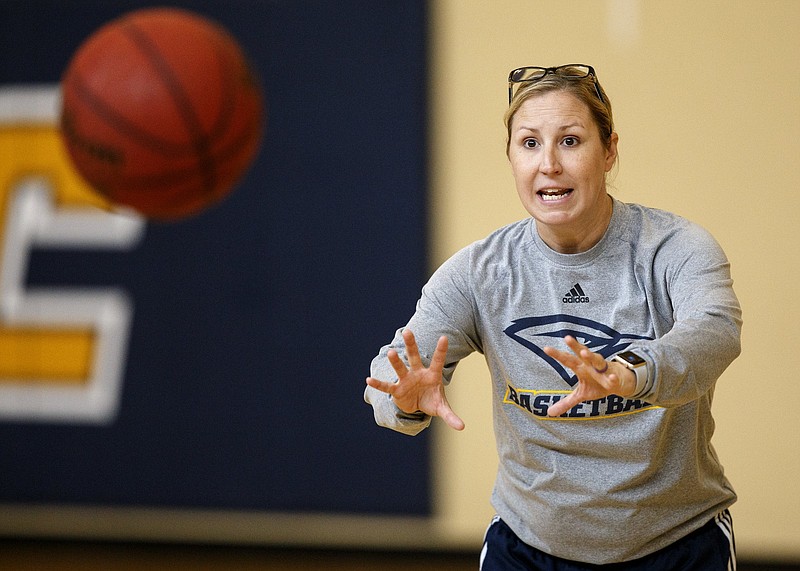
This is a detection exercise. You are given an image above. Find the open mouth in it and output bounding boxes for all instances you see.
[538,188,573,201]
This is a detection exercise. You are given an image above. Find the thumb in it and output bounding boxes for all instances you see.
[438,400,465,431]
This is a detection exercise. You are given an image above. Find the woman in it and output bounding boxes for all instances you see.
[364,65,741,569]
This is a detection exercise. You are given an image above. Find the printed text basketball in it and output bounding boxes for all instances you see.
[60,7,264,220]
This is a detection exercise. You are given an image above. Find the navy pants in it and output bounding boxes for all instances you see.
[480,511,735,570]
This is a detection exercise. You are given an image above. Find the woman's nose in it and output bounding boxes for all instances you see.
[539,146,562,175]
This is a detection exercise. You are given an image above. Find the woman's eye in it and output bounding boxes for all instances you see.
[523,138,539,148]
[563,136,579,147]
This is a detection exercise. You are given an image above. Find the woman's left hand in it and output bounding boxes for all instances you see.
[543,335,636,417]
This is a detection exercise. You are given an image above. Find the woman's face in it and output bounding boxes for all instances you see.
[508,90,618,253]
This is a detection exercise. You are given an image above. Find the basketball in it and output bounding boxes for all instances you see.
[59,7,264,221]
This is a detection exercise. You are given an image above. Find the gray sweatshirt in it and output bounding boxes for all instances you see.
[364,199,742,564]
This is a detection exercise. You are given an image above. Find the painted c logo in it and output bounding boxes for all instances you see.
[0,86,145,423]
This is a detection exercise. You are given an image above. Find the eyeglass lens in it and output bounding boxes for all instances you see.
[508,65,600,103]
[512,65,591,83]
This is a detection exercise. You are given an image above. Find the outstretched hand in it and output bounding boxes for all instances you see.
[543,335,635,417]
[366,329,465,431]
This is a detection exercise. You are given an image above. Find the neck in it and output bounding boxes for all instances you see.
[537,194,614,254]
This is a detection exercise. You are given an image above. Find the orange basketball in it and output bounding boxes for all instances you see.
[60,7,264,221]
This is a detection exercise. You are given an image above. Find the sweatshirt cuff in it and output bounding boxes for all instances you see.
[364,386,431,436]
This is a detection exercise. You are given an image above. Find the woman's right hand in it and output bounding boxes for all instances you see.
[366,329,465,431]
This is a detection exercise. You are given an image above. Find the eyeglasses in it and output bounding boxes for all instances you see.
[507,64,604,105]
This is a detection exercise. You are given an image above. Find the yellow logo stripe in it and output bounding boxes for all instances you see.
[0,86,144,422]
[0,329,93,382]
[0,125,106,385]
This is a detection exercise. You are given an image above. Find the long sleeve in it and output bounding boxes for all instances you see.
[626,221,742,406]
[364,246,482,435]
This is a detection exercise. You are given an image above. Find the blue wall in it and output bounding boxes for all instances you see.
[0,0,430,517]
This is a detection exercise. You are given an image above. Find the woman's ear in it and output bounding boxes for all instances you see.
[605,132,619,172]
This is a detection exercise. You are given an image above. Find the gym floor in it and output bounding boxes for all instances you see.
[0,541,798,571]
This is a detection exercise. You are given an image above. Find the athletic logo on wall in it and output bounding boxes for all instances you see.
[503,314,658,419]
[0,86,145,423]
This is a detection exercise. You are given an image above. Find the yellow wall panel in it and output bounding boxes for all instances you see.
[430,0,800,561]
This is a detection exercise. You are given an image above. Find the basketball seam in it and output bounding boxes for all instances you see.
[205,43,239,146]
[121,18,217,196]
[65,75,196,157]
[97,123,261,192]
[64,73,259,185]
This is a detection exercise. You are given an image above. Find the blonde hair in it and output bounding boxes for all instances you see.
[504,67,615,156]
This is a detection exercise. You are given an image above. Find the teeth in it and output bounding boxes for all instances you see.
[540,189,571,201]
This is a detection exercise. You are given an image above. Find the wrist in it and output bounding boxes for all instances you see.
[611,351,648,398]
[614,365,637,397]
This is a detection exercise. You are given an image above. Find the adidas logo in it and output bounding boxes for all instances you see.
[563,283,590,304]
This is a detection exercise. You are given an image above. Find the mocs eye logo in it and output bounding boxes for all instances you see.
[504,314,651,387]
[0,85,145,424]
[503,315,658,419]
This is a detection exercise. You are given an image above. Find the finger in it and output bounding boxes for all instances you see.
[441,408,466,431]
[428,335,449,372]
[547,392,579,417]
[386,349,408,378]
[579,348,609,375]
[543,345,582,370]
[564,335,589,356]
[437,400,465,431]
[607,373,625,394]
[402,329,423,369]
[366,376,395,394]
